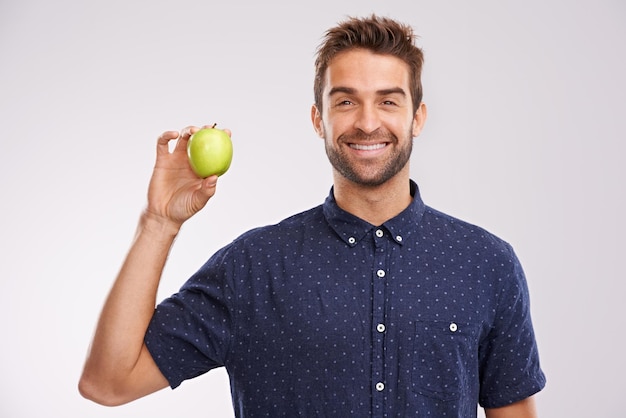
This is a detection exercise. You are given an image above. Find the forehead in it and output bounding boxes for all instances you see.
[323,49,411,93]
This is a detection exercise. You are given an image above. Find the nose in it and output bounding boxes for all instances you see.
[353,104,381,135]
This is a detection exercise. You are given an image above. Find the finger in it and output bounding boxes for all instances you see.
[156,130,180,156]
[199,175,219,199]
[202,175,219,189]
[192,175,219,211]
[174,125,200,152]
[181,125,200,139]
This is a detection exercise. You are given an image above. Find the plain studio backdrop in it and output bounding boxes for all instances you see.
[1,1,624,417]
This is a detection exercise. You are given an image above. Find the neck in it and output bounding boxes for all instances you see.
[332,171,413,226]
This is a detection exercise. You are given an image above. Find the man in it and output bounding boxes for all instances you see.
[79,15,546,417]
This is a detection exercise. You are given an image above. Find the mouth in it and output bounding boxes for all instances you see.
[348,142,388,151]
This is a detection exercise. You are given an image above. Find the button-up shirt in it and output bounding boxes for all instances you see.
[145,180,546,417]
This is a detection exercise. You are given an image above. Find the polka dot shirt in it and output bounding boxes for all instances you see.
[145,180,546,417]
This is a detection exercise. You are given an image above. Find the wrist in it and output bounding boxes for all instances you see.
[139,210,182,239]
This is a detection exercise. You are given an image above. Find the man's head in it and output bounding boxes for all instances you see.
[311,15,427,189]
[314,15,424,115]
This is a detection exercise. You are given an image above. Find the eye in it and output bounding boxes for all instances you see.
[382,100,397,106]
[337,100,353,106]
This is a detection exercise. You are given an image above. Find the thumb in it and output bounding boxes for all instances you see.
[202,175,219,190]
[197,175,219,201]
[189,175,219,214]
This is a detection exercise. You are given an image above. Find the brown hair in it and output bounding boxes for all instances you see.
[313,14,424,113]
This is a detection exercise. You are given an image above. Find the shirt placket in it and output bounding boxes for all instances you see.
[371,227,388,417]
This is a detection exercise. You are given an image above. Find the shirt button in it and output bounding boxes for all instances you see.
[375,229,384,237]
[377,323,386,333]
[449,322,458,332]
[376,382,385,391]
[348,237,356,244]
[396,235,403,242]
[376,269,385,278]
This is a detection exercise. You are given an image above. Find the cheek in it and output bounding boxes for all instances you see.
[319,117,339,140]
[324,114,355,137]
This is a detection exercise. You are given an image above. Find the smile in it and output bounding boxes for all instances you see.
[349,143,387,151]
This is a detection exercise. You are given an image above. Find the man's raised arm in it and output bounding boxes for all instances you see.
[78,126,225,405]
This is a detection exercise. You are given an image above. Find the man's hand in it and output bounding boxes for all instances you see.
[146,125,232,229]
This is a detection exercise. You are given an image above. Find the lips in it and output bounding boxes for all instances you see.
[341,130,395,153]
[349,143,387,151]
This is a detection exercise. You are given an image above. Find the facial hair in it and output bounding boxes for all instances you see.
[324,127,414,187]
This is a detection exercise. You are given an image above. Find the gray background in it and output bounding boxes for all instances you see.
[1,1,624,417]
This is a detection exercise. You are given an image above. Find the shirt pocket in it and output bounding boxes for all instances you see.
[412,320,478,401]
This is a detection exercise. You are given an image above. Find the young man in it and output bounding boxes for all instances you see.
[79,15,545,417]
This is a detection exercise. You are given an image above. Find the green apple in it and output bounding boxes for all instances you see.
[187,126,233,178]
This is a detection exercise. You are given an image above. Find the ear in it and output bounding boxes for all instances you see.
[311,105,325,138]
[411,102,428,137]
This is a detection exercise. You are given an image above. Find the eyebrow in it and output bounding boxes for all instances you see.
[328,86,407,97]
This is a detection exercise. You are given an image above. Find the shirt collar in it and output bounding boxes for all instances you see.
[322,180,426,247]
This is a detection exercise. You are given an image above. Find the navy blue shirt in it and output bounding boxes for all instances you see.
[145,181,545,417]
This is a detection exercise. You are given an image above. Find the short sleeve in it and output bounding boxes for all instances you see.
[478,244,546,407]
[144,246,235,389]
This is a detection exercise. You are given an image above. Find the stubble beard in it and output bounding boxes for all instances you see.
[325,128,414,187]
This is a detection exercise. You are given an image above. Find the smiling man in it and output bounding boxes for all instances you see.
[315,51,420,185]
[312,47,426,226]
[79,15,546,418]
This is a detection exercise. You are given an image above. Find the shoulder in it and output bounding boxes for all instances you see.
[418,206,525,293]
[227,204,326,248]
[422,205,515,254]
[192,205,325,278]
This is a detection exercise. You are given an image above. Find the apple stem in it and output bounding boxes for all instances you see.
[211,123,217,128]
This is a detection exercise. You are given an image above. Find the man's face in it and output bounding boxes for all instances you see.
[312,48,426,187]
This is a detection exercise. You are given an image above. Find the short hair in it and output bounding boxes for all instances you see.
[314,14,424,113]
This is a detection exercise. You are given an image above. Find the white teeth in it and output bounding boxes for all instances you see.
[350,143,386,151]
